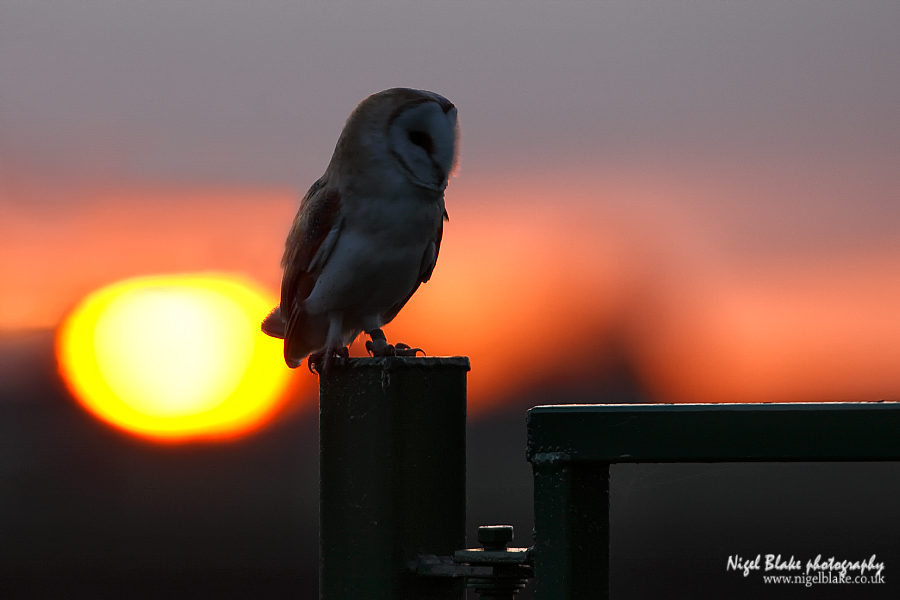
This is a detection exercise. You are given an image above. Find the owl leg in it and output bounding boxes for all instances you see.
[365,328,424,357]
[308,313,349,375]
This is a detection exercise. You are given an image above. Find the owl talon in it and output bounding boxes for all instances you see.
[308,346,349,376]
[365,340,424,357]
[393,343,425,357]
[366,340,393,357]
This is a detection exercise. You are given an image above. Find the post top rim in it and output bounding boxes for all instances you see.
[336,356,471,371]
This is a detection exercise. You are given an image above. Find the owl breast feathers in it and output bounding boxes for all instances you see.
[262,88,458,373]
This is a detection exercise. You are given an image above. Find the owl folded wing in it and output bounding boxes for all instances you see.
[261,179,343,343]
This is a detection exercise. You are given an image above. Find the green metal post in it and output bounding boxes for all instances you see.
[531,455,609,600]
[319,357,469,600]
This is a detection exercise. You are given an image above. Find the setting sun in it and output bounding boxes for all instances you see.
[57,273,293,441]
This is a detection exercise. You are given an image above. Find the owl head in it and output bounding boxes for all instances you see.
[329,88,459,193]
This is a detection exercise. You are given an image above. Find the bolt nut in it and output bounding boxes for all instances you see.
[478,525,514,550]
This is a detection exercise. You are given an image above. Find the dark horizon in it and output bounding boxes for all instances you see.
[2,331,898,599]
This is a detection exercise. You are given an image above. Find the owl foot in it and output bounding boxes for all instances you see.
[366,341,425,357]
[365,329,424,357]
[308,345,349,376]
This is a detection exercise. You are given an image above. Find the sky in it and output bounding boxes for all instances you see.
[2,1,900,412]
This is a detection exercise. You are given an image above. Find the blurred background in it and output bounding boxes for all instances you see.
[1,2,898,598]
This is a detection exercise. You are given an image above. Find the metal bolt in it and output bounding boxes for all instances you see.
[478,525,513,551]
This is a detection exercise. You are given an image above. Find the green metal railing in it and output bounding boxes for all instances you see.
[526,402,900,599]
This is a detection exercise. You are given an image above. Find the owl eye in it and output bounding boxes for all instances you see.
[407,130,434,155]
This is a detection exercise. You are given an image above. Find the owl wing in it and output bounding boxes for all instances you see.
[261,179,343,345]
[281,180,343,304]
[380,207,448,325]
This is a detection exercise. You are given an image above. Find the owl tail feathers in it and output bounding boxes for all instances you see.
[262,305,330,369]
[285,309,328,370]
[261,305,286,339]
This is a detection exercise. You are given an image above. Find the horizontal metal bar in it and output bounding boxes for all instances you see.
[527,402,900,463]
[453,549,531,565]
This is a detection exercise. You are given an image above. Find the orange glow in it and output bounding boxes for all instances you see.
[56,273,294,441]
[7,178,900,417]
[0,186,296,330]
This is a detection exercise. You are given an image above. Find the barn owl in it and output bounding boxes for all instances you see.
[261,88,458,374]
